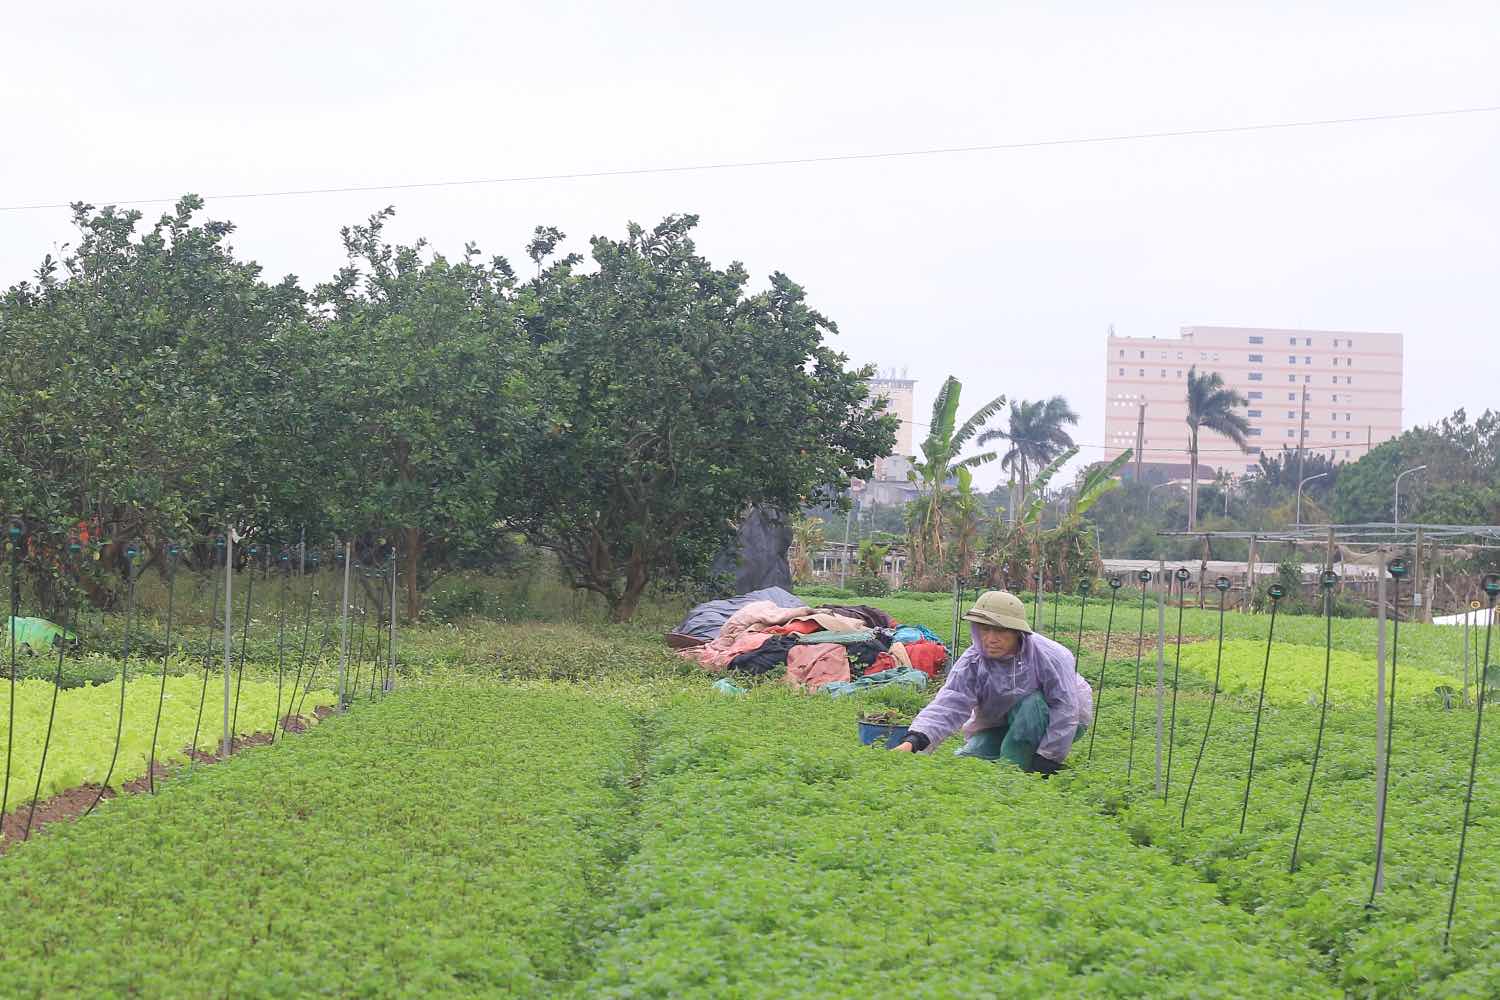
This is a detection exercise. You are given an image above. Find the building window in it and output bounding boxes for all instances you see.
[1302,429,1310,437]
[1305,375,1311,383]
[1249,372,1263,381]
[1287,411,1297,419]
[1345,412,1351,421]
[1176,370,1182,377]
[1139,369,1145,377]
[1160,369,1167,378]
[1345,357,1352,366]
[1288,375,1297,382]
[1119,350,1124,358]
[1332,358,1339,366]
[1304,356,1311,365]
[1346,376,1353,384]
[1345,431,1352,440]
[1333,338,1340,347]
[1118,368,1125,376]
[1304,337,1312,346]
[1176,352,1183,360]
[1289,336,1297,345]
[1249,390,1263,399]
[1249,428,1263,436]
[1248,447,1262,455]
[1331,394,1338,402]
[1249,335,1264,344]
[1287,430,1296,438]
[1346,450,1352,458]
[1200,352,1207,360]
[1139,351,1145,359]
[1249,353,1263,362]
[1288,356,1297,364]
[1248,410,1262,417]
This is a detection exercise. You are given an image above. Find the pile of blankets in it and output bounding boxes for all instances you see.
[668,588,950,693]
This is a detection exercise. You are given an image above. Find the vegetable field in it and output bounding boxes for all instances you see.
[2,604,1500,996]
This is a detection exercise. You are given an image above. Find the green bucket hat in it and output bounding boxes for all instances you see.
[962,590,1033,634]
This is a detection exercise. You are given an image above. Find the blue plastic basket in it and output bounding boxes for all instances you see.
[857,721,910,749]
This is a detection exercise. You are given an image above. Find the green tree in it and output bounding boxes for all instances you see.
[514,216,894,621]
[310,208,532,618]
[906,377,1007,586]
[0,197,311,610]
[1184,367,1251,530]
[981,396,1079,524]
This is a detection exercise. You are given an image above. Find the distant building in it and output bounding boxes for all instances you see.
[865,374,920,505]
[1103,326,1403,481]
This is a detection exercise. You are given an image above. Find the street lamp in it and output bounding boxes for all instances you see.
[1295,472,1329,529]
[1146,481,1175,516]
[1393,465,1427,535]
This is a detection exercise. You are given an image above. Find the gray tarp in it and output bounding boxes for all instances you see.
[710,506,793,596]
[673,586,804,641]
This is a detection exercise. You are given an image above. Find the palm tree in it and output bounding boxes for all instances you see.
[1185,367,1251,530]
[907,376,1007,582]
[981,396,1079,523]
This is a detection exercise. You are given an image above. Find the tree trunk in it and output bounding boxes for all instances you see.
[1187,436,1199,530]
[403,526,422,621]
[610,551,650,622]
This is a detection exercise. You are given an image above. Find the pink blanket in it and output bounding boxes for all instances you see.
[785,643,850,691]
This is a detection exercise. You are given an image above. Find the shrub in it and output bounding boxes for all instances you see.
[842,574,890,598]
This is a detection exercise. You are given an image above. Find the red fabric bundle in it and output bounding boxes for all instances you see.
[903,640,948,677]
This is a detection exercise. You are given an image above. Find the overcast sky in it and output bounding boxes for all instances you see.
[3,3,1496,491]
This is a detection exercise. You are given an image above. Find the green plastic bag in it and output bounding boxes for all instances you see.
[4,616,78,654]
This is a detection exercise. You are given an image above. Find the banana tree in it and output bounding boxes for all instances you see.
[906,377,1006,586]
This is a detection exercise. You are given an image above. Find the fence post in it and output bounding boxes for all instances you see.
[222,526,234,758]
[1372,546,1389,899]
[1155,558,1166,795]
[387,548,398,693]
[337,540,352,710]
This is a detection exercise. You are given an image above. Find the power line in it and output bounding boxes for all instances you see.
[3,104,1497,213]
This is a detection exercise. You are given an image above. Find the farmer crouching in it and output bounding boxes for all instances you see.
[894,590,1091,776]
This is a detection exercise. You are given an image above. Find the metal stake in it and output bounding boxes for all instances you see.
[1291,571,1340,871]
[1087,577,1121,761]
[1444,575,1500,948]
[1181,577,1232,827]
[1239,584,1284,833]
[1370,556,1409,905]
[1127,569,1152,787]
[1165,567,1190,801]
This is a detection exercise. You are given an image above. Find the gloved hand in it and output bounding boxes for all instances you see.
[1028,753,1061,777]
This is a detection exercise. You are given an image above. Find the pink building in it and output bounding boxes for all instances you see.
[1103,326,1404,481]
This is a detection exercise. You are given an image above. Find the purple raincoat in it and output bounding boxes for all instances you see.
[907,625,1093,762]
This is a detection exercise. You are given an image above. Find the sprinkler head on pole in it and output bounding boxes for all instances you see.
[167,543,180,560]
[1215,576,1232,592]
[310,551,321,568]
[1175,567,1191,583]
[67,542,81,557]
[1387,557,1409,579]
[1109,577,1123,590]
[1321,570,1339,590]
[1483,574,1500,599]
[1137,569,1153,585]
[7,519,23,541]
[1268,584,1286,601]
[1078,580,1092,594]
[124,545,138,561]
